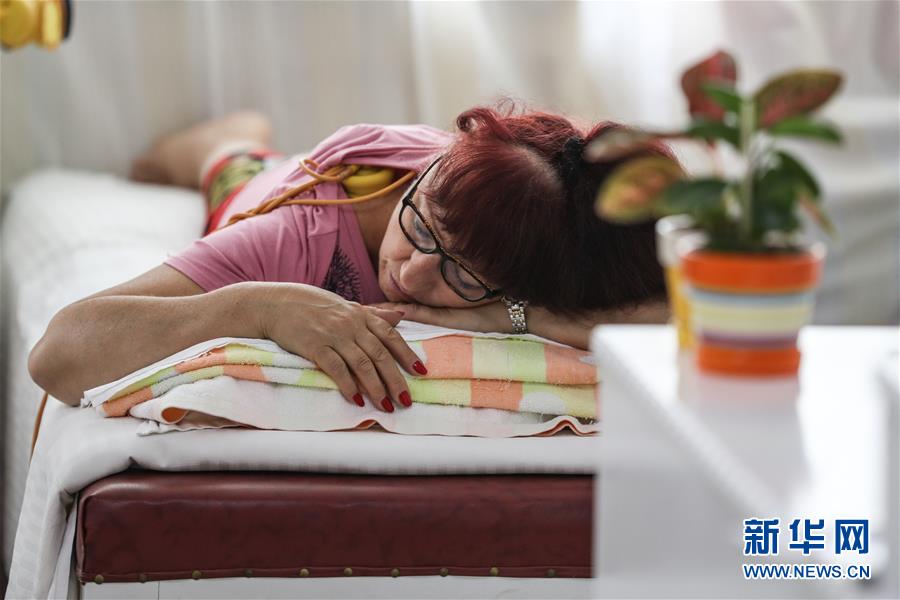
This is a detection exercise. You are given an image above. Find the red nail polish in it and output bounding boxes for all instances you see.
[399,391,412,407]
[412,361,428,375]
[352,393,365,407]
[381,397,395,413]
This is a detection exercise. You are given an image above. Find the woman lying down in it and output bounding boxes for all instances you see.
[28,101,669,425]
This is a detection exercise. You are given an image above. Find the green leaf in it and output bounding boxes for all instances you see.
[755,69,843,127]
[594,156,685,223]
[775,150,821,199]
[685,119,741,148]
[701,83,743,114]
[754,204,799,234]
[776,152,837,236]
[658,178,729,224]
[767,116,842,143]
[752,164,806,240]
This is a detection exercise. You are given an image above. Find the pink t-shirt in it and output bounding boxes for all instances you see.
[165,124,454,304]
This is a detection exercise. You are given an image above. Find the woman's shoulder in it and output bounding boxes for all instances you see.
[330,122,452,139]
[312,123,455,156]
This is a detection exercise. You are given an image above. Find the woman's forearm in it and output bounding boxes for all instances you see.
[530,299,672,350]
[528,310,595,350]
[28,283,263,407]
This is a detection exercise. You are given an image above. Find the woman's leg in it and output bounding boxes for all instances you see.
[130,110,273,190]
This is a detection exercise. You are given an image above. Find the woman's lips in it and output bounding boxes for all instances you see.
[390,273,414,302]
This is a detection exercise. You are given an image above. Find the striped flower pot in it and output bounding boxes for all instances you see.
[679,243,825,376]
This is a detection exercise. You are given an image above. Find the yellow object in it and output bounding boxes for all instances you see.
[665,265,694,350]
[342,165,396,198]
[1,0,69,50]
[39,0,60,46]
[655,215,699,351]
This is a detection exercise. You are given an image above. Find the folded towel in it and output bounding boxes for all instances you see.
[101,338,597,419]
[83,323,600,437]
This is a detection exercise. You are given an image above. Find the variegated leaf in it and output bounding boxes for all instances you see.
[595,156,685,223]
[680,50,738,122]
[755,70,843,127]
[584,128,657,161]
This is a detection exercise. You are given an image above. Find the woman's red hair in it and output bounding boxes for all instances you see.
[425,99,670,316]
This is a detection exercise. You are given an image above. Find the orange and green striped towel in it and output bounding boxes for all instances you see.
[98,335,599,419]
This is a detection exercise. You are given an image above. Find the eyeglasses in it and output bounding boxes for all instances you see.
[398,155,501,302]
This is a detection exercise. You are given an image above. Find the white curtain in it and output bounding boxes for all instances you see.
[0,0,897,324]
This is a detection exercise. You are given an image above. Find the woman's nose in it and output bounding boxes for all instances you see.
[400,251,442,286]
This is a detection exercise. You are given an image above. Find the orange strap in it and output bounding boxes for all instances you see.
[224,158,417,228]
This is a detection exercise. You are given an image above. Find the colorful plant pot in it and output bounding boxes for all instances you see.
[655,215,700,350]
[679,243,826,376]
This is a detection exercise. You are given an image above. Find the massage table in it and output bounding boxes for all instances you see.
[2,171,598,599]
[75,471,591,597]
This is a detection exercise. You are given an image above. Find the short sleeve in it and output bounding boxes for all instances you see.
[164,206,337,292]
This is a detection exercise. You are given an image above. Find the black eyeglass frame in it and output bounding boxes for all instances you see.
[397,155,501,303]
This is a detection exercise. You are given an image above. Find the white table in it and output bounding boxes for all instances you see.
[590,325,898,599]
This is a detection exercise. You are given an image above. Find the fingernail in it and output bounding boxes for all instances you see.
[399,391,412,407]
[412,361,428,375]
[380,397,395,413]
[352,393,365,407]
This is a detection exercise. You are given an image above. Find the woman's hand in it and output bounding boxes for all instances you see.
[253,282,425,412]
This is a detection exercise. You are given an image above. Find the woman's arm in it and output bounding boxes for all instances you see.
[29,265,419,410]
[28,265,261,406]
[370,298,672,350]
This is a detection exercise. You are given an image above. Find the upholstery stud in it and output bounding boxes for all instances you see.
[546,568,556,578]
[192,570,202,580]
[391,568,400,578]
[490,566,500,576]
[138,573,148,583]
[299,568,310,577]
[343,567,353,576]
[439,567,449,577]
[93,575,103,585]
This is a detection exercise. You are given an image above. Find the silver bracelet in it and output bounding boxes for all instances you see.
[502,296,529,334]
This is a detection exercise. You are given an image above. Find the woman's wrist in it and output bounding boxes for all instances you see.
[526,306,593,350]
[213,281,287,340]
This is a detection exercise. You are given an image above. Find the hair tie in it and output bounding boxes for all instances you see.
[563,136,586,164]
[556,136,586,186]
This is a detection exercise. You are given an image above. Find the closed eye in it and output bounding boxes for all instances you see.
[413,217,430,240]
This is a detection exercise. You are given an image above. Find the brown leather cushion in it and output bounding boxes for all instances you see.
[76,470,593,583]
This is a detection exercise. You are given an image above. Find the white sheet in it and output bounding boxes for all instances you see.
[7,391,596,599]
[1,170,207,575]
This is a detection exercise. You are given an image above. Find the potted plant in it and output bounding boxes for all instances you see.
[588,50,843,376]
